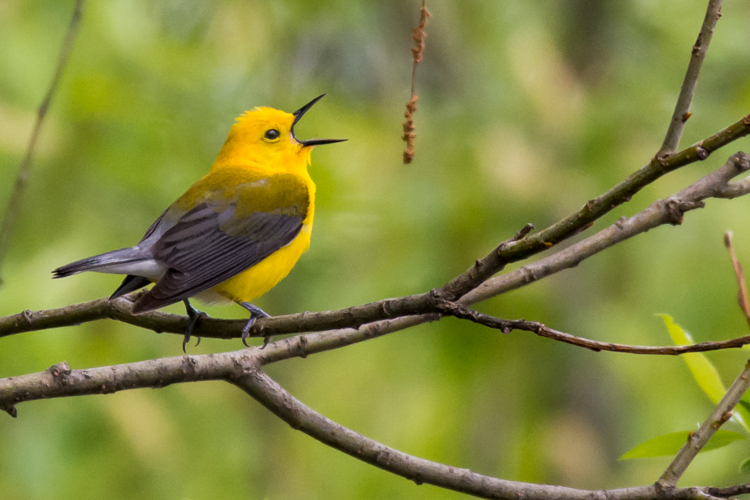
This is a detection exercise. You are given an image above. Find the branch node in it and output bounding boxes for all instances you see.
[665,199,686,225]
[696,145,710,160]
[514,223,535,240]
[712,410,733,429]
[21,309,32,325]
[180,355,198,376]
[48,361,71,381]
[297,335,309,359]
[654,480,674,497]
[691,40,702,56]
[732,151,750,171]
[682,112,693,123]
[655,154,670,167]
[429,288,449,303]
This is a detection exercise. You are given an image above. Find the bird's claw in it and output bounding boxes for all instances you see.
[241,316,256,348]
[239,302,271,348]
[183,299,207,353]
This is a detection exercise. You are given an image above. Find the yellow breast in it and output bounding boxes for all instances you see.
[209,222,312,303]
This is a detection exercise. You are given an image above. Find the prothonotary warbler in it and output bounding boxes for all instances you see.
[53,94,345,351]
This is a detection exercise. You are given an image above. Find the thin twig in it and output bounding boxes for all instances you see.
[437,300,750,355]
[0,0,84,283]
[658,0,723,156]
[724,231,750,328]
[657,360,750,488]
[707,484,750,497]
[445,114,750,297]
[464,152,750,304]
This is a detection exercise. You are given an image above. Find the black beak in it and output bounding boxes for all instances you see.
[292,94,347,147]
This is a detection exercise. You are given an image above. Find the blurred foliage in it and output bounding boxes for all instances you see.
[2,0,750,498]
[620,430,746,460]
[622,316,750,462]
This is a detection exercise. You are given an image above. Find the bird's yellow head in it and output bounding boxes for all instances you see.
[213,94,345,175]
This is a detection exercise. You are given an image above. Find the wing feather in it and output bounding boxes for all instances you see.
[132,172,309,313]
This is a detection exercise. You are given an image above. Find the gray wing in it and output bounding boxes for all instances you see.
[131,202,304,313]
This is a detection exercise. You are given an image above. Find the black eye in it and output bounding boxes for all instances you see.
[264,129,280,140]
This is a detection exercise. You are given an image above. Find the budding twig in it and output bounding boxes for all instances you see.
[402,0,430,164]
[724,231,750,328]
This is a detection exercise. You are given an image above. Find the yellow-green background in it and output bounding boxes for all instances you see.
[2,1,750,498]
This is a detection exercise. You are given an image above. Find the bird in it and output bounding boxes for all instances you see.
[53,94,345,351]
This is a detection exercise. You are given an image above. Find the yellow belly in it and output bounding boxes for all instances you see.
[208,224,312,303]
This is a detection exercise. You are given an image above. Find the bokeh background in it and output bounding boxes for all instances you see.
[2,0,750,498]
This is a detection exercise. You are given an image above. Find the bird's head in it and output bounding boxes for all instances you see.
[215,94,345,173]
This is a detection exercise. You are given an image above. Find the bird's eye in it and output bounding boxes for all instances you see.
[264,129,281,141]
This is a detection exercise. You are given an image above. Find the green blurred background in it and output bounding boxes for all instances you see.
[2,0,750,498]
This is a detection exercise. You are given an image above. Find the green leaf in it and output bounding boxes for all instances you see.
[620,430,746,460]
[659,315,726,404]
[740,456,750,474]
[734,400,750,434]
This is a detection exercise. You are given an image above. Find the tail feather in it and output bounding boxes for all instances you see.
[53,247,154,278]
[110,275,152,300]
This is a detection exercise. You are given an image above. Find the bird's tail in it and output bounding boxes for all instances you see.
[52,247,154,279]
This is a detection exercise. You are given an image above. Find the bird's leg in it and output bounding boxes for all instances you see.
[183,299,207,353]
[238,302,271,348]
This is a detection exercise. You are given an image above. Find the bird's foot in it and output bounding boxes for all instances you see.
[239,302,271,348]
[183,299,207,353]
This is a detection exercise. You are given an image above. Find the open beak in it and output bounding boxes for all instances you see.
[291,94,347,147]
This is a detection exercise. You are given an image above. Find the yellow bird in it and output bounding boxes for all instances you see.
[53,95,345,350]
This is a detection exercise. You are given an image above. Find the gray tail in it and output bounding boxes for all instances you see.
[52,247,147,278]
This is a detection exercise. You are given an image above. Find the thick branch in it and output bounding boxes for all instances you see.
[657,360,750,488]
[658,0,723,155]
[0,0,84,281]
[236,370,659,500]
[0,355,740,499]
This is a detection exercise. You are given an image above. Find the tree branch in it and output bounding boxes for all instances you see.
[437,300,750,355]
[3,2,748,498]
[463,151,750,304]
[658,0,723,156]
[236,370,658,500]
[484,113,750,272]
[657,360,750,489]
[4,153,749,364]
[0,353,742,499]
[1,114,745,345]
[0,0,84,282]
